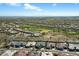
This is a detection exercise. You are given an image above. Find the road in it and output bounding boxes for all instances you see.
[1,48,79,56]
[1,50,17,56]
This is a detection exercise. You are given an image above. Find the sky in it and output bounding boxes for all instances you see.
[0,3,79,16]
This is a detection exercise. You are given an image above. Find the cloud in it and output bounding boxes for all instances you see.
[24,3,43,11]
[6,3,43,12]
[52,3,57,6]
[7,3,21,6]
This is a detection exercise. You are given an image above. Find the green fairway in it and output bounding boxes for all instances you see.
[19,25,52,32]
[19,25,79,35]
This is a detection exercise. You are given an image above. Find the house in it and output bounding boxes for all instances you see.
[55,43,67,51]
[9,42,14,48]
[19,42,26,47]
[24,33,32,37]
[13,50,29,56]
[13,42,20,48]
[29,51,41,56]
[63,42,69,49]
[75,44,79,51]
[9,30,18,35]
[33,32,41,37]
[68,43,79,51]
[9,42,26,48]
[25,42,36,48]
[41,52,53,56]
[68,43,75,51]
[35,42,46,49]
[46,42,55,49]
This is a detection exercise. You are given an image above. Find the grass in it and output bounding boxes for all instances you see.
[65,32,79,35]
[19,25,52,32]
[19,25,79,35]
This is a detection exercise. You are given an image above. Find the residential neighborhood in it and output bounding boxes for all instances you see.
[0,16,79,56]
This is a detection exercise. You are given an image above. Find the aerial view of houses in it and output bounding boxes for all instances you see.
[0,3,79,56]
